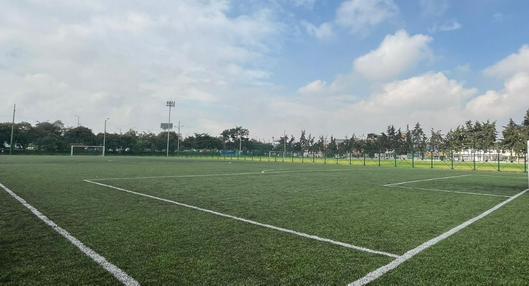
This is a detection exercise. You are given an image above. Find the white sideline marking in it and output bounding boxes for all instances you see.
[348,188,528,286]
[388,185,511,198]
[383,174,471,187]
[86,168,365,181]
[0,182,139,286]
[83,179,399,259]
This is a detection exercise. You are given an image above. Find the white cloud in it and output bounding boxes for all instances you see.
[297,80,328,95]
[420,0,449,17]
[467,72,529,119]
[291,0,318,9]
[353,30,432,81]
[484,45,529,79]
[429,20,462,33]
[334,73,476,131]
[335,0,398,34]
[492,12,504,23]
[0,1,280,132]
[301,21,334,40]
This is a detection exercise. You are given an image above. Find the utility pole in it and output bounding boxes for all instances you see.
[9,104,16,155]
[166,101,175,157]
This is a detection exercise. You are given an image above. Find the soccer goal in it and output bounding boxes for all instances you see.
[70,145,104,156]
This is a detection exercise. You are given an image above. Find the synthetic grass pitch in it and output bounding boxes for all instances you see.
[1,156,528,285]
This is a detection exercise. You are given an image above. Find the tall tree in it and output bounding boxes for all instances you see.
[411,122,427,158]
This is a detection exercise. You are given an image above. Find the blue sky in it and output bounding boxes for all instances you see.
[1,0,529,138]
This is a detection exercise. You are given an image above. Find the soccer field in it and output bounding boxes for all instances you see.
[1,156,528,285]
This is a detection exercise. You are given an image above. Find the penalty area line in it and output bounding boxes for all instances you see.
[83,179,399,259]
[0,181,140,286]
[85,168,368,181]
[348,188,528,286]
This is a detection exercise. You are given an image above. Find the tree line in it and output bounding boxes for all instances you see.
[1,109,528,157]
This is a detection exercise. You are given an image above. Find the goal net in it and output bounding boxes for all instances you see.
[70,145,104,156]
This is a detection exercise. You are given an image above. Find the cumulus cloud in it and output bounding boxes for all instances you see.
[478,45,529,121]
[484,45,529,79]
[333,73,476,131]
[467,72,529,120]
[0,1,280,134]
[353,30,432,81]
[291,45,529,136]
[335,0,398,34]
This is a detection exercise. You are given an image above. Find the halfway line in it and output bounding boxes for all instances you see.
[383,174,472,187]
[0,181,139,286]
[83,179,399,259]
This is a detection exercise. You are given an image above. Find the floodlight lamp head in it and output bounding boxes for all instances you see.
[166,101,175,107]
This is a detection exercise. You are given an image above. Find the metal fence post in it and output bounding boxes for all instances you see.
[497,149,500,172]
[412,147,415,168]
[473,149,476,171]
[363,152,366,166]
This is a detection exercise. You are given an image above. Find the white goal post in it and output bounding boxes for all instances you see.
[70,145,104,156]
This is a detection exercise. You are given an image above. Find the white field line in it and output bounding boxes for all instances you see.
[383,174,472,187]
[83,179,399,259]
[0,181,139,286]
[348,188,529,286]
[473,174,528,179]
[85,168,366,181]
[388,185,511,198]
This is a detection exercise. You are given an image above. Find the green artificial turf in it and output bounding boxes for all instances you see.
[0,155,527,285]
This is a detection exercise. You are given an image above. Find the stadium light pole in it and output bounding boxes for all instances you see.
[166,101,175,157]
[102,118,109,156]
[75,115,80,127]
[9,104,16,155]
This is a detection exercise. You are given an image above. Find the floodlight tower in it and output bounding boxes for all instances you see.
[9,104,16,155]
[103,118,109,156]
[75,115,80,127]
[166,101,175,157]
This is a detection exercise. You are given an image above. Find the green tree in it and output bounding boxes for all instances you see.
[221,126,249,150]
[411,122,427,159]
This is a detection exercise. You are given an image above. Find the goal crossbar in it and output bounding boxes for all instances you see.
[70,145,104,156]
